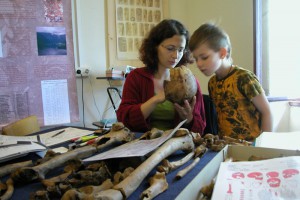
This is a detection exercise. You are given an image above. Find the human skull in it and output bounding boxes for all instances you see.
[164,66,197,105]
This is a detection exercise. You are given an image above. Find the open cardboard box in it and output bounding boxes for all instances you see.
[176,145,300,200]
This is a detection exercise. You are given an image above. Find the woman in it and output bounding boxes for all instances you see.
[117,19,206,134]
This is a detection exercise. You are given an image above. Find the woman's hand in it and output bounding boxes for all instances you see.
[174,96,196,124]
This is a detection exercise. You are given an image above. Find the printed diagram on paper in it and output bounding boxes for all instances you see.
[212,156,300,200]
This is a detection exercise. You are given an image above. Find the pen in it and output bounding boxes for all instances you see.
[51,130,65,138]
[75,135,98,143]
[79,138,98,146]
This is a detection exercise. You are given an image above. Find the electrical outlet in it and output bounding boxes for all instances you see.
[76,67,90,77]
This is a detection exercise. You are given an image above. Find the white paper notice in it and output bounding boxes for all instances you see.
[41,79,70,125]
[212,156,300,200]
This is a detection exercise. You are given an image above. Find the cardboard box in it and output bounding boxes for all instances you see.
[176,145,300,200]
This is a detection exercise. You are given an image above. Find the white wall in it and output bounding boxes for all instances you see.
[70,0,294,132]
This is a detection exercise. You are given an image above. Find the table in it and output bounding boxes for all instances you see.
[0,126,218,200]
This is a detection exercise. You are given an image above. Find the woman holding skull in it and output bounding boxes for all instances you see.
[116,19,206,134]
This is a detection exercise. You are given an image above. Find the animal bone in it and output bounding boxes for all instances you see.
[223,136,252,146]
[61,179,113,200]
[113,167,135,185]
[11,145,98,184]
[95,122,134,151]
[94,133,195,199]
[157,152,194,174]
[0,160,32,177]
[10,122,132,185]
[140,128,164,140]
[140,172,168,200]
[176,157,200,179]
[0,178,14,200]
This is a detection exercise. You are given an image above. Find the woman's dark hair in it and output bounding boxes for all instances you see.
[139,19,193,73]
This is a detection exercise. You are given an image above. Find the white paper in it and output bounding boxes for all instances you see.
[41,79,70,125]
[212,156,300,200]
[0,135,38,145]
[255,131,300,150]
[84,119,186,162]
[39,127,94,147]
[0,142,46,163]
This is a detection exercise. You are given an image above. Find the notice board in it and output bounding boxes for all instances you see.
[0,0,79,128]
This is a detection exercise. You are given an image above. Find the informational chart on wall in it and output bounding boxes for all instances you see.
[115,0,164,60]
[0,0,79,128]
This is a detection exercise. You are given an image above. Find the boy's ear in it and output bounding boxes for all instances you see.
[219,47,227,59]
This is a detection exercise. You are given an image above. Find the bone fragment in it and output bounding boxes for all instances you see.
[95,124,134,152]
[61,179,113,200]
[140,128,164,140]
[94,133,195,199]
[176,157,200,179]
[140,172,168,200]
[157,151,194,174]
[0,178,14,200]
[0,160,32,177]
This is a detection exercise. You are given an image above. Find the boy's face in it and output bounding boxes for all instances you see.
[192,43,223,77]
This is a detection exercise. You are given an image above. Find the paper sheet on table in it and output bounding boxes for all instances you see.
[83,120,186,162]
[0,142,47,163]
[39,127,94,147]
[0,127,94,147]
[255,131,300,150]
[212,156,300,200]
[0,135,38,146]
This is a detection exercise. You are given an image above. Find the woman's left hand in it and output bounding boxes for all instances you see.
[174,96,196,124]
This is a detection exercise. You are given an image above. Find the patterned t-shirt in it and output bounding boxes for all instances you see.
[208,66,264,141]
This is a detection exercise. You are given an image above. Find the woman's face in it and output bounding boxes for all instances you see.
[157,35,186,70]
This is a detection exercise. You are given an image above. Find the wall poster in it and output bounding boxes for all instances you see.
[0,0,79,128]
[106,0,169,68]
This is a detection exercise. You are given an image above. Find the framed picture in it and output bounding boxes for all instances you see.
[106,0,169,68]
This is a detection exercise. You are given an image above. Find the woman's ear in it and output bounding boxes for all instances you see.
[219,47,228,59]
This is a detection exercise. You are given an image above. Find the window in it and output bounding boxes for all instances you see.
[255,0,300,99]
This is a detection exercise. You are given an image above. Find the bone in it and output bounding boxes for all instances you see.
[94,133,195,199]
[41,171,72,188]
[140,128,164,140]
[95,123,134,152]
[140,172,168,200]
[113,167,135,185]
[223,136,252,146]
[10,123,132,185]
[176,157,200,179]
[10,145,97,184]
[0,178,14,200]
[157,152,194,174]
[61,179,113,200]
[0,160,32,177]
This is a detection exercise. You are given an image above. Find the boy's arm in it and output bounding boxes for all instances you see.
[252,94,273,132]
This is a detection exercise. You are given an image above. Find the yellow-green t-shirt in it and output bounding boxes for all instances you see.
[150,100,175,131]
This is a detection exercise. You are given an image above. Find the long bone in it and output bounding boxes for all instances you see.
[11,145,97,184]
[94,132,195,200]
[157,152,195,174]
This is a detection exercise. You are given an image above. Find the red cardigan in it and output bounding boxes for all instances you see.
[116,67,206,134]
